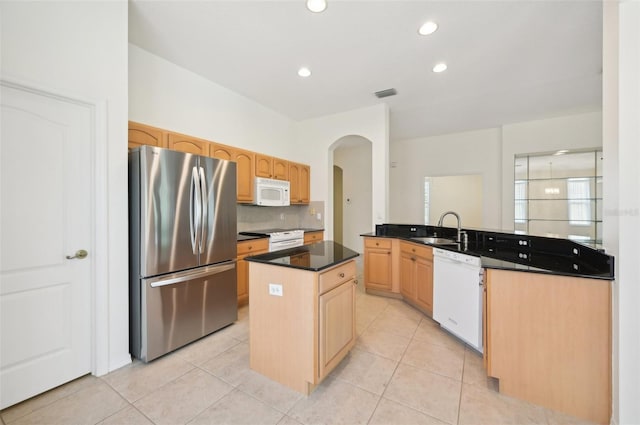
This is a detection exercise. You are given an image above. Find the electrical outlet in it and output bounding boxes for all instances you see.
[268,283,283,297]
[316,212,321,220]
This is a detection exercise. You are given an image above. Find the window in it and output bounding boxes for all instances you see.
[567,178,591,226]
[514,150,602,245]
[514,180,527,224]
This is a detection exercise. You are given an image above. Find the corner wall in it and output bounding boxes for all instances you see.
[295,104,389,240]
[1,0,130,373]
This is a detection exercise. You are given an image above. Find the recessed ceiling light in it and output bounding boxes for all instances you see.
[432,63,447,73]
[298,67,312,77]
[306,0,327,13]
[418,21,438,36]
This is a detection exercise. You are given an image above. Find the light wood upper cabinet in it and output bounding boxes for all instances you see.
[167,132,211,156]
[289,162,311,204]
[255,154,289,181]
[273,157,289,180]
[211,144,255,203]
[128,121,167,150]
[299,165,310,203]
[255,153,273,178]
[128,123,309,204]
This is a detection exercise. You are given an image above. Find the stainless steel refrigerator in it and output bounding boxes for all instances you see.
[129,146,237,362]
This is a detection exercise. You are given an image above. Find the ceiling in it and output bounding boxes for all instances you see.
[129,0,603,142]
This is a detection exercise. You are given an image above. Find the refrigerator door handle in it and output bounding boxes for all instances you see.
[190,166,201,255]
[149,261,236,288]
[198,166,207,254]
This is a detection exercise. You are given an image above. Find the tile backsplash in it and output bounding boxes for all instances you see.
[237,201,325,232]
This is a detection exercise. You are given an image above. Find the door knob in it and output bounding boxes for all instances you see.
[66,249,88,260]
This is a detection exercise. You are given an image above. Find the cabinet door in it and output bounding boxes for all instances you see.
[255,153,273,178]
[128,121,167,150]
[211,144,234,161]
[399,252,416,300]
[304,231,323,245]
[236,257,249,306]
[415,257,433,315]
[289,162,301,203]
[235,149,255,203]
[318,279,355,379]
[299,164,310,203]
[168,133,210,156]
[273,157,289,180]
[364,247,392,291]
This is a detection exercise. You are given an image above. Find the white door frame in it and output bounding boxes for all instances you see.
[1,78,111,377]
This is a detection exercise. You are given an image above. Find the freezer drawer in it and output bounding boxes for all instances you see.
[131,261,237,362]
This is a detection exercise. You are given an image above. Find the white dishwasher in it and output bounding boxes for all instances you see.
[432,248,483,353]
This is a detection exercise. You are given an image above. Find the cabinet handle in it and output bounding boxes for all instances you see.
[339,272,345,278]
[375,242,379,246]
[412,248,416,252]
[353,280,358,286]
[411,257,416,261]
[387,251,391,255]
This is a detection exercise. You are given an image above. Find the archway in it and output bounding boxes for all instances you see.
[330,135,373,252]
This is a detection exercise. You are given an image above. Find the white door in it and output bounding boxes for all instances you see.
[0,82,93,409]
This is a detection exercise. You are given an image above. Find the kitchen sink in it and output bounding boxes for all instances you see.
[410,237,458,246]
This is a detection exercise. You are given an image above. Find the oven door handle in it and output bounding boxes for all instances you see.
[270,239,304,250]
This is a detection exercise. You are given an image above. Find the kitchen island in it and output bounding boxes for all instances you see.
[246,241,359,395]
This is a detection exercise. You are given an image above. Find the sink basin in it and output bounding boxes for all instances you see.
[410,237,458,246]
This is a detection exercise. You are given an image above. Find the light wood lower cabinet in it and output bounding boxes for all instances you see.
[485,269,611,424]
[399,241,433,315]
[249,259,356,395]
[363,237,393,292]
[236,238,269,306]
[304,231,324,245]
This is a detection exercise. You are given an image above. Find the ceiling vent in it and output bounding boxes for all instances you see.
[374,88,397,99]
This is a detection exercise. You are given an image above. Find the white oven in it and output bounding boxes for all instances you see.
[268,230,304,252]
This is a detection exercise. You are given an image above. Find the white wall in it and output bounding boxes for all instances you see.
[1,1,130,373]
[129,45,297,160]
[501,111,603,230]
[333,140,373,252]
[429,175,483,228]
[607,3,640,424]
[295,104,389,240]
[389,128,502,230]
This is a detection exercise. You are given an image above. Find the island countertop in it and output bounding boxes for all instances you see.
[245,240,359,271]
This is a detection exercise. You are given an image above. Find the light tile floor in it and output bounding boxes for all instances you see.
[1,277,595,425]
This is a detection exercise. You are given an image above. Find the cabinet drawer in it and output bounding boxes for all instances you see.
[319,261,356,295]
[237,238,269,256]
[364,238,391,250]
[400,241,433,259]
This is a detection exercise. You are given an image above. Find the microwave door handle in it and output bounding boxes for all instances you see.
[189,166,199,255]
[198,166,207,254]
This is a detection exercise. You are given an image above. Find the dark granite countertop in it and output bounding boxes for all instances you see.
[245,240,359,272]
[237,234,268,242]
[362,224,615,281]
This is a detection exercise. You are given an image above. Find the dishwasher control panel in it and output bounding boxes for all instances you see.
[433,248,481,267]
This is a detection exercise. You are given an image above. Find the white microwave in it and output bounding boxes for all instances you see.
[253,177,290,206]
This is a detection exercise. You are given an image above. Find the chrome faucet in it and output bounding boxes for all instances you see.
[437,211,462,243]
